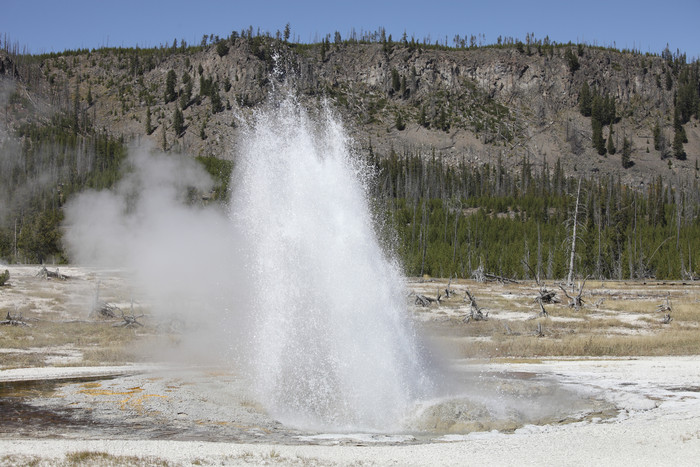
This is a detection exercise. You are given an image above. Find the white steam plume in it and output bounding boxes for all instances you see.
[63,145,241,353]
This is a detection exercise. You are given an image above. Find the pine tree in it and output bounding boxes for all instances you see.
[145,106,153,135]
[180,72,193,109]
[161,124,167,151]
[621,136,632,168]
[216,40,229,57]
[210,81,223,113]
[173,107,184,137]
[395,112,405,131]
[419,105,428,128]
[673,128,687,160]
[164,69,177,103]
[653,121,662,150]
[391,68,401,94]
[607,126,616,155]
[579,82,592,116]
[565,48,580,74]
[592,118,606,155]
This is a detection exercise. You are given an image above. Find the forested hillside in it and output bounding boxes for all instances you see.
[1,29,699,279]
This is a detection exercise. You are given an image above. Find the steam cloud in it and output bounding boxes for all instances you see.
[63,145,242,358]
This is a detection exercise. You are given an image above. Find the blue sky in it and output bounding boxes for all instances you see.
[2,0,698,60]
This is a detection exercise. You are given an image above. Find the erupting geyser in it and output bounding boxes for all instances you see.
[231,95,434,431]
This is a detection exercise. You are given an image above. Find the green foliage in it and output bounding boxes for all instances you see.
[180,72,193,109]
[173,107,184,137]
[418,105,428,128]
[0,115,127,262]
[607,127,616,155]
[216,40,229,57]
[676,69,699,123]
[199,75,223,113]
[565,48,580,73]
[368,151,700,280]
[579,82,592,116]
[653,121,662,150]
[0,269,9,286]
[592,118,606,155]
[621,137,633,168]
[673,127,687,160]
[395,111,405,131]
[195,156,233,200]
[145,106,153,135]
[391,68,401,94]
[164,69,177,103]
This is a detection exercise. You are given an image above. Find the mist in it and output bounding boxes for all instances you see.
[63,144,243,360]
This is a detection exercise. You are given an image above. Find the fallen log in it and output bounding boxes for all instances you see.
[94,303,120,319]
[483,273,520,284]
[536,288,559,304]
[1,311,29,327]
[90,281,120,319]
[415,294,436,307]
[37,266,69,280]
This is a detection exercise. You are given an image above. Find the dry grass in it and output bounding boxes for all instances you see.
[64,451,170,466]
[420,279,700,359]
[457,329,700,358]
[0,321,149,368]
[0,321,144,350]
[3,270,700,369]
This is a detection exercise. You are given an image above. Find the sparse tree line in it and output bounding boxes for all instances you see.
[578,53,699,166]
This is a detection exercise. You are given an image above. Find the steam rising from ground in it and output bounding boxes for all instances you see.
[63,95,435,431]
[63,147,238,344]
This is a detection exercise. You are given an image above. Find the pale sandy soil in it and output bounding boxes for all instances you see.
[2,268,700,465]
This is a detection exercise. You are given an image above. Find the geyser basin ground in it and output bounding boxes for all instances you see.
[0,363,615,445]
[2,358,700,465]
[2,267,700,464]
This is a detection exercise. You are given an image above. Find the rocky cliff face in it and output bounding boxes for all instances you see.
[4,40,699,185]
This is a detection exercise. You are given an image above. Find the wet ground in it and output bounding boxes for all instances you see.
[0,365,616,446]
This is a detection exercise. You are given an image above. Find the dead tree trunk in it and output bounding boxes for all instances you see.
[558,276,587,310]
[567,178,582,287]
[444,275,456,298]
[523,260,558,304]
[464,288,488,322]
[414,294,436,307]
